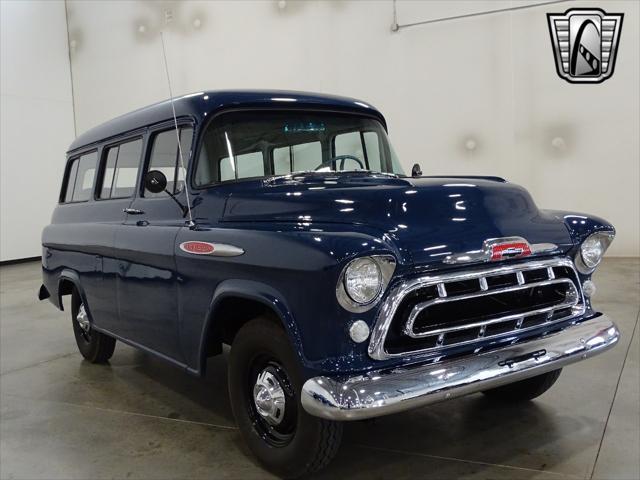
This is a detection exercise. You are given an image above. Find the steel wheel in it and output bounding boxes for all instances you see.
[75,303,92,342]
[71,288,116,363]
[248,358,297,447]
[229,317,343,478]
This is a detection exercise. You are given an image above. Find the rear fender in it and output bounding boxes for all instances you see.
[56,269,95,324]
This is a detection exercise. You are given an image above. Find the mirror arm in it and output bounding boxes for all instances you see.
[165,189,189,217]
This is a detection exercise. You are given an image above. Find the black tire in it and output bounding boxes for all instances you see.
[483,369,562,402]
[228,317,343,479]
[71,288,116,363]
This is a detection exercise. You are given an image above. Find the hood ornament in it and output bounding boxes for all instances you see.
[443,237,558,265]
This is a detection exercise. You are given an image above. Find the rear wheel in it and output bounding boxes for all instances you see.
[482,369,562,402]
[228,317,342,478]
[71,288,116,363]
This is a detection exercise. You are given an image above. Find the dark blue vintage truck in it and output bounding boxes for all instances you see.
[40,90,619,478]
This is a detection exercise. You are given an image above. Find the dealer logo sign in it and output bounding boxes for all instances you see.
[547,8,623,84]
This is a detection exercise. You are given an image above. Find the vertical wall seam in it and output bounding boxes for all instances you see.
[509,1,516,175]
[64,0,77,138]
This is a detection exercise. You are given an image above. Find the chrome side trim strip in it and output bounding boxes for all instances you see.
[209,243,245,257]
[303,314,619,421]
[179,241,244,257]
[367,257,582,361]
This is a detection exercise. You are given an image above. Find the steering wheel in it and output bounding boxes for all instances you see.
[314,155,365,171]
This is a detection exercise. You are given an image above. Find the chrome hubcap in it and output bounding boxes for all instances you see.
[76,304,90,333]
[253,370,286,426]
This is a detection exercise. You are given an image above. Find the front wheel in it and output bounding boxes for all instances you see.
[228,317,343,478]
[71,289,116,363]
[482,369,562,402]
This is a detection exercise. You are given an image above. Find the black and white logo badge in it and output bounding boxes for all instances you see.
[547,8,623,84]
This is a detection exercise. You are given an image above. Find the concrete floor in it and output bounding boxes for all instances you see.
[1,259,638,480]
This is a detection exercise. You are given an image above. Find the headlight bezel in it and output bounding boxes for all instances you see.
[337,255,396,313]
[575,231,615,274]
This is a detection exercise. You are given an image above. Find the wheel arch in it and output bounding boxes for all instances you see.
[57,269,94,323]
[197,279,304,375]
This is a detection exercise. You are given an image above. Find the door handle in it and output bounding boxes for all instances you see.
[123,208,145,215]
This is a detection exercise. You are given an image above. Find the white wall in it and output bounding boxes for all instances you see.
[0,0,76,262]
[3,0,637,259]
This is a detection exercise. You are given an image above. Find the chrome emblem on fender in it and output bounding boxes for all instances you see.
[179,241,244,257]
[547,8,623,84]
[444,237,557,265]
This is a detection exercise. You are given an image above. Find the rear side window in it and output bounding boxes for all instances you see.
[145,127,193,197]
[63,159,79,202]
[98,138,143,199]
[63,151,97,202]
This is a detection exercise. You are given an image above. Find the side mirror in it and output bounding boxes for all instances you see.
[145,170,167,194]
[411,163,422,177]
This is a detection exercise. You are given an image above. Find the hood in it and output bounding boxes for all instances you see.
[221,173,573,265]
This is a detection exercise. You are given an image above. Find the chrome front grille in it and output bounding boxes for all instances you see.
[368,258,586,360]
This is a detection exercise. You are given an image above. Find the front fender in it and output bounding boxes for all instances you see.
[542,209,615,245]
[198,278,304,373]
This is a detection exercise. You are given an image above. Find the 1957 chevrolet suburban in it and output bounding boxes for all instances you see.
[40,90,619,478]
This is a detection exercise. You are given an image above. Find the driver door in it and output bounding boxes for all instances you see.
[115,125,193,363]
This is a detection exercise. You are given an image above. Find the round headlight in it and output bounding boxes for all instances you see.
[581,236,605,268]
[344,257,382,305]
[577,231,615,273]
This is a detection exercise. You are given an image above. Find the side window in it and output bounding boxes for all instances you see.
[237,152,264,178]
[100,147,118,199]
[219,155,235,182]
[273,147,290,175]
[334,131,381,171]
[145,127,193,197]
[334,132,364,163]
[273,141,322,174]
[62,151,97,203]
[63,158,79,202]
[98,138,143,199]
[362,131,382,172]
[219,151,265,181]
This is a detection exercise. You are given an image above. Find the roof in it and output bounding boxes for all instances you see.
[68,90,387,152]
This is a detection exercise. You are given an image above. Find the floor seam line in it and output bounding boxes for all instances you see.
[0,352,78,377]
[588,308,640,480]
[0,392,238,432]
[353,443,580,478]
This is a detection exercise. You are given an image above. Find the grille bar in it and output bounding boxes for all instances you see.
[367,258,586,361]
[404,278,579,338]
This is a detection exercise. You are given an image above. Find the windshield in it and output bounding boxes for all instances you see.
[194,111,404,186]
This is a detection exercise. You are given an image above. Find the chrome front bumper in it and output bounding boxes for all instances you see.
[301,314,619,421]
